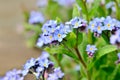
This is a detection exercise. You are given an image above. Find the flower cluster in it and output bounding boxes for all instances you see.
[88,16,120,37]
[86,44,97,57]
[37,20,68,47]
[0,69,24,80]
[22,51,64,80]
[28,11,45,24]
[37,17,87,47]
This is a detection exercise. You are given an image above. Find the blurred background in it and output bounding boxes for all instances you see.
[0,0,40,75]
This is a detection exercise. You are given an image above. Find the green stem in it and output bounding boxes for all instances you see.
[74,47,91,80]
[81,0,93,44]
[114,0,120,20]
[82,0,89,22]
[54,55,64,72]
[74,47,87,69]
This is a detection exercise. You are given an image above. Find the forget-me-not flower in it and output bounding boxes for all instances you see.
[86,44,97,57]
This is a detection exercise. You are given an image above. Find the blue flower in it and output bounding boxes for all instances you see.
[34,67,44,79]
[88,17,105,37]
[29,11,45,24]
[106,1,116,12]
[40,51,49,59]
[55,0,75,7]
[42,20,57,34]
[22,58,36,76]
[36,38,44,47]
[47,73,58,80]
[53,24,67,42]
[70,17,87,29]
[38,58,49,68]
[2,69,24,80]
[23,58,36,70]
[54,67,64,78]
[110,30,120,46]
[86,44,97,57]
[103,16,115,31]
[112,19,120,29]
[36,0,48,7]
[64,22,73,33]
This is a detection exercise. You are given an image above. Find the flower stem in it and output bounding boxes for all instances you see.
[74,47,87,69]
[74,46,91,80]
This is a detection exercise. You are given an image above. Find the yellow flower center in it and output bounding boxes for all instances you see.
[97,26,101,30]
[44,63,47,67]
[58,34,61,38]
[90,48,93,50]
[75,22,79,27]
[49,36,52,40]
[107,24,110,27]
[44,29,46,33]
[92,24,94,28]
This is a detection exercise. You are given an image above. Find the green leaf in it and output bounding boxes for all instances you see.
[44,45,64,55]
[44,45,79,61]
[26,34,38,48]
[56,17,62,23]
[72,4,80,18]
[97,45,117,59]
[57,54,63,62]
[88,0,101,18]
[76,0,87,15]
[65,32,76,48]
[24,23,41,33]
[77,32,83,45]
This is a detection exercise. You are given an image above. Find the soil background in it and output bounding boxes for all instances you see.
[0,0,40,77]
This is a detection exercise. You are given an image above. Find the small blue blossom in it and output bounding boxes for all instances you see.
[29,11,45,24]
[106,1,116,12]
[38,58,50,68]
[36,38,44,47]
[36,0,48,7]
[40,51,49,59]
[47,73,58,80]
[54,67,64,78]
[23,58,36,70]
[22,58,36,76]
[55,0,75,7]
[112,19,120,32]
[64,22,73,33]
[1,69,24,80]
[42,20,57,34]
[110,30,120,47]
[86,44,97,57]
[70,17,87,29]
[53,25,67,42]
[103,16,115,31]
